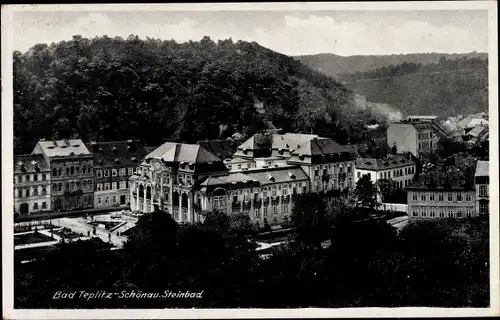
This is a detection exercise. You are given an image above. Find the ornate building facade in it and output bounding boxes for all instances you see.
[130,133,356,226]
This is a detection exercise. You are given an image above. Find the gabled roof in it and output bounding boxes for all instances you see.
[34,139,91,157]
[475,161,489,177]
[14,154,50,174]
[145,142,221,164]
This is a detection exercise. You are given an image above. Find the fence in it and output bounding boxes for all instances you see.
[380,203,408,213]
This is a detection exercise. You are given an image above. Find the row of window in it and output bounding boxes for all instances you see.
[52,180,93,192]
[418,141,433,150]
[14,173,48,184]
[315,165,352,177]
[16,187,48,198]
[97,195,127,205]
[418,132,432,140]
[96,167,135,178]
[52,165,92,177]
[29,202,49,211]
[411,192,473,202]
[96,181,129,191]
[411,207,474,218]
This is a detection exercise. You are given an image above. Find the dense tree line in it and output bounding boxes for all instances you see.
[13,35,384,154]
[15,196,489,308]
[338,57,488,118]
[296,52,487,78]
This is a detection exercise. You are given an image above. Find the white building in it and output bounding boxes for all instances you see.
[354,154,416,189]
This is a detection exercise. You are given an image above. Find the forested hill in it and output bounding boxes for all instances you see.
[295,52,488,78]
[338,57,488,118]
[13,35,385,154]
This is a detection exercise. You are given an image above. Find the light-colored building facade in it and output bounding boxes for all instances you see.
[354,154,416,189]
[14,154,51,216]
[475,160,489,215]
[407,166,476,220]
[90,140,151,209]
[387,116,448,159]
[32,139,94,212]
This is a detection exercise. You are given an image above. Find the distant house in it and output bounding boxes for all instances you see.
[387,116,447,159]
[462,125,488,145]
[457,117,489,131]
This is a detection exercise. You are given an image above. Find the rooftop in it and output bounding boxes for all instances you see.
[14,154,50,174]
[408,165,475,190]
[34,139,91,157]
[475,160,489,177]
[88,140,153,167]
[197,139,244,160]
[145,142,222,164]
[355,154,414,171]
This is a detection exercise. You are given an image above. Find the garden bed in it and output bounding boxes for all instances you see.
[14,232,54,246]
[51,227,84,239]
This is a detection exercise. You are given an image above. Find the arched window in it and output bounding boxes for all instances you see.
[70,166,75,175]
[75,166,80,174]
[33,203,38,210]
[52,168,57,177]
[66,167,70,175]
[58,183,62,191]
[82,166,86,174]
[57,168,62,176]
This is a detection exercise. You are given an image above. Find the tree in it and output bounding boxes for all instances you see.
[229,213,256,236]
[202,211,231,235]
[291,193,329,247]
[354,175,379,211]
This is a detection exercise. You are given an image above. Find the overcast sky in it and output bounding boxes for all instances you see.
[13,10,488,56]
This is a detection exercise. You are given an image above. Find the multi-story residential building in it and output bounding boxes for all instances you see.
[475,160,489,215]
[407,165,476,220]
[387,116,448,159]
[14,154,51,216]
[89,140,151,209]
[354,154,416,189]
[32,139,94,211]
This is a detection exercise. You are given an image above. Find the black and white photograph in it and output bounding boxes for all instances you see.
[2,2,498,319]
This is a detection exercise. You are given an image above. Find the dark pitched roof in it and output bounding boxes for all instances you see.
[89,140,151,167]
[408,165,475,190]
[14,154,50,174]
[197,139,244,160]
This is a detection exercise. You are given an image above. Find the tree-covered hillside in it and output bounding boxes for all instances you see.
[14,35,384,154]
[339,57,488,118]
[295,52,487,78]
